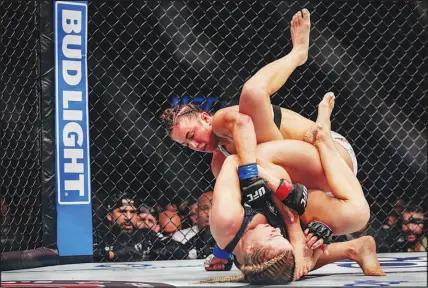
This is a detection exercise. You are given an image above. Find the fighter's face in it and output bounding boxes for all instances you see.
[401,211,424,243]
[109,205,138,232]
[245,224,292,253]
[170,112,218,153]
[188,203,198,226]
[197,194,213,230]
[137,212,160,233]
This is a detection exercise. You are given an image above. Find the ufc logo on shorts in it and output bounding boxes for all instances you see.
[301,187,308,207]
[247,187,266,202]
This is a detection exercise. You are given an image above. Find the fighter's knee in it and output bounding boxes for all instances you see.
[241,82,268,104]
[360,204,371,227]
[352,201,370,230]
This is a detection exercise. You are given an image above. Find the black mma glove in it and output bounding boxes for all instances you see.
[281,182,308,215]
[240,177,272,209]
[306,220,333,244]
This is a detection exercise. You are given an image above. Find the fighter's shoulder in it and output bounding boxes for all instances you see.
[218,105,239,112]
[213,106,239,120]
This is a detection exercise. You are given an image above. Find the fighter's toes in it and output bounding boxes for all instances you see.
[302,8,310,20]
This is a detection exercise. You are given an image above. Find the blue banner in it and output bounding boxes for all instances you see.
[54,1,93,256]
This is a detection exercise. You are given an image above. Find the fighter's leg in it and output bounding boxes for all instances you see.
[312,236,385,276]
[256,157,367,237]
[256,140,329,192]
[255,139,368,235]
[302,93,370,230]
[238,9,310,143]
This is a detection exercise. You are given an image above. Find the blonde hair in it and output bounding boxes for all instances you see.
[198,244,295,284]
[160,104,203,135]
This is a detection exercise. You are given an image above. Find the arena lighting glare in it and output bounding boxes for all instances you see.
[311,23,426,175]
[159,2,215,72]
[416,2,427,21]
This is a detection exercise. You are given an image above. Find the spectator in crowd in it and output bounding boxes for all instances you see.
[393,199,406,215]
[166,203,178,213]
[172,191,215,259]
[159,210,182,237]
[382,199,405,233]
[393,204,427,252]
[93,191,188,262]
[188,201,198,227]
[372,210,401,252]
[136,205,160,233]
[154,203,163,219]
[178,199,197,229]
[155,196,179,217]
[105,194,139,233]
[365,199,405,252]
[384,211,400,231]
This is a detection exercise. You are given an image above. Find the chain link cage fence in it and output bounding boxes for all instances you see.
[1,2,43,252]
[1,1,426,263]
[88,1,427,262]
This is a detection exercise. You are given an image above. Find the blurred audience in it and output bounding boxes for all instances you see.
[172,191,216,259]
[136,205,160,233]
[393,199,406,215]
[383,199,405,232]
[159,210,182,237]
[93,191,187,262]
[92,191,426,262]
[392,204,427,252]
[378,210,402,251]
[188,202,198,227]
[177,199,198,229]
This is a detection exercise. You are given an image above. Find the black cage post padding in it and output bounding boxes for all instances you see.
[1,1,44,253]
[1,1,59,270]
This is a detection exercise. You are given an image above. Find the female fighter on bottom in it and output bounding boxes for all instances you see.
[200,95,385,284]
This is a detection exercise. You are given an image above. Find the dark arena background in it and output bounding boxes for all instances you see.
[1,1,427,287]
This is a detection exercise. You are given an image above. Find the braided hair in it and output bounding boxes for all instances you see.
[160,104,204,135]
[198,244,295,284]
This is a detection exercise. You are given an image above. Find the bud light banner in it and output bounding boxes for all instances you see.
[54,0,93,256]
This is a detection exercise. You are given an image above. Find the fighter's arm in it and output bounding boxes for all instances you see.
[212,109,257,166]
[213,109,288,211]
[272,197,324,280]
[211,151,226,178]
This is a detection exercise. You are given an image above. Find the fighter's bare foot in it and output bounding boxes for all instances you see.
[304,92,335,148]
[348,236,386,276]
[317,92,335,126]
[291,8,311,66]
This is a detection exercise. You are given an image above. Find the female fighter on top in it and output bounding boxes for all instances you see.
[161,9,369,239]
[198,95,384,284]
